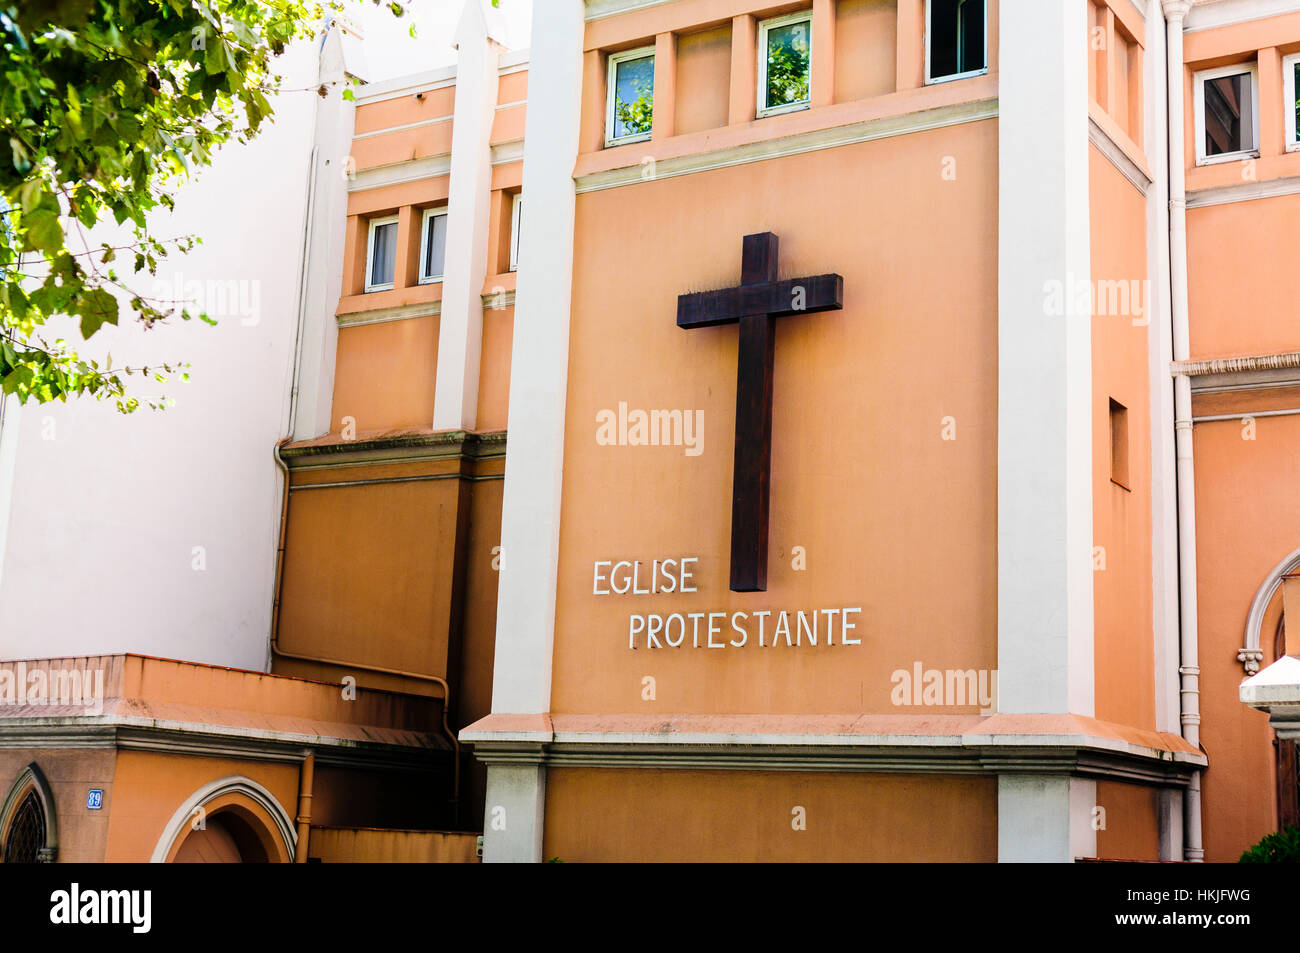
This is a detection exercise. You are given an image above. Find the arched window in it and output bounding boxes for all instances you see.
[0,763,58,863]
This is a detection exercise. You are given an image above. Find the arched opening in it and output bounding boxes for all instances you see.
[2,791,46,863]
[0,763,58,863]
[172,808,272,863]
[153,777,294,864]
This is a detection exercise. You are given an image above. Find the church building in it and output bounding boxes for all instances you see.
[3,0,1300,863]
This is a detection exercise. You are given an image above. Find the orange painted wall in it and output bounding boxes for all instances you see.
[103,751,298,862]
[553,120,998,714]
[0,749,116,862]
[276,459,471,691]
[674,24,732,136]
[1095,779,1160,861]
[1089,146,1155,731]
[1187,389,1300,861]
[477,306,514,433]
[355,86,455,135]
[1186,194,1300,360]
[332,315,439,434]
[834,0,897,103]
[543,767,996,861]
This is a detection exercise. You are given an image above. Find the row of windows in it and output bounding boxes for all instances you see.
[605,0,988,147]
[1193,56,1300,164]
[363,193,522,294]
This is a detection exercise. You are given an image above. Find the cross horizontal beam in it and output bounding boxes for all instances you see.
[676,274,844,330]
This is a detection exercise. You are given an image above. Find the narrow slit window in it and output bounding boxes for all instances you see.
[757,11,812,118]
[1194,64,1259,163]
[509,193,522,273]
[365,215,399,292]
[606,47,655,146]
[927,0,987,84]
[420,209,448,284]
[1109,399,1129,489]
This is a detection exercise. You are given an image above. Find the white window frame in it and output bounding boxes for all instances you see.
[1193,62,1260,166]
[418,207,448,284]
[756,10,814,119]
[605,46,656,147]
[924,0,989,85]
[363,214,399,293]
[1284,52,1300,152]
[509,193,522,273]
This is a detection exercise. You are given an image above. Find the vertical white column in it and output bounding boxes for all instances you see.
[482,764,547,863]
[291,23,357,441]
[1146,2,1181,741]
[479,0,585,863]
[998,776,1098,862]
[433,0,504,432]
[0,396,21,594]
[997,0,1095,717]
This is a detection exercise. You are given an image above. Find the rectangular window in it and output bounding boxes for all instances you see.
[1109,398,1129,490]
[419,208,448,284]
[757,11,812,118]
[364,215,399,292]
[1285,53,1300,151]
[926,0,987,84]
[1194,63,1259,164]
[606,47,655,146]
[509,193,522,273]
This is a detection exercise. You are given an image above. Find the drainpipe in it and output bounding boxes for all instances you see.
[1162,0,1204,863]
[294,751,315,863]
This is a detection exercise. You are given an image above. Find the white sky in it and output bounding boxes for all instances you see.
[355,0,534,81]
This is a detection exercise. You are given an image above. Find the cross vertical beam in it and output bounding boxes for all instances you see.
[731,233,779,592]
[677,232,844,593]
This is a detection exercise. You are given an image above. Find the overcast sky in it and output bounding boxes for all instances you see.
[356,0,535,81]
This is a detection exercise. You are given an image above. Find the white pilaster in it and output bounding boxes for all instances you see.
[997,0,1095,716]
[478,0,584,862]
[482,764,546,863]
[998,775,1098,862]
[432,1,506,432]
[0,396,21,595]
[291,22,359,441]
[489,0,583,716]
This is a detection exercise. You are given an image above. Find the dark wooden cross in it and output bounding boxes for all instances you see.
[677,232,844,592]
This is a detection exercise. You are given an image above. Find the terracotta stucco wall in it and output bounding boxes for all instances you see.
[543,767,997,861]
[553,120,999,714]
[1089,146,1155,731]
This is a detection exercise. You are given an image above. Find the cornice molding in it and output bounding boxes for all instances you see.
[0,720,445,772]
[348,154,451,193]
[337,300,441,328]
[574,98,999,194]
[466,737,1203,786]
[280,429,508,470]
[1186,174,1300,208]
[584,0,676,21]
[1089,116,1153,195]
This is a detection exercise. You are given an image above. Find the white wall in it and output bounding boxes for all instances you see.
[0,1,531,669]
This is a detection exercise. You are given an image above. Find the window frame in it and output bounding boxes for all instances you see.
[756,10,814,120]
[363,214,400,293]
[418,207,449,285]
[1284,52,1300,152]
[1193,62,1261,166]
[605,45,656,147]
[924,0,989,86]
[509,193,522,273]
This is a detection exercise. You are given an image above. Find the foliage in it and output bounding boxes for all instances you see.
[765,24,809,109]
[0,0,457,413]
[614,84,652,139]
[1239,825,1300,862]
